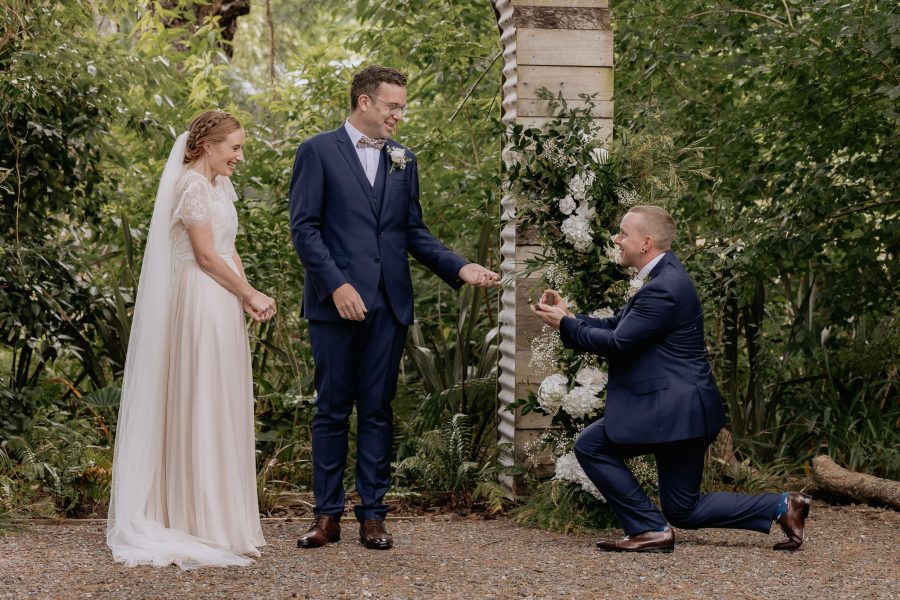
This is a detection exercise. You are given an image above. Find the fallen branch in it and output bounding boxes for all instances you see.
[812,455,900,510]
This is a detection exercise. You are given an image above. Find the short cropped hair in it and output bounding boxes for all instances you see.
[350,65,408,111]
[628,205,676,251]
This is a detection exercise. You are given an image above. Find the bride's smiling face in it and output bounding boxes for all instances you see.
[204,128,245,178]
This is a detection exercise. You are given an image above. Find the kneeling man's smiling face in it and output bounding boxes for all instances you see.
[614,212,649,269]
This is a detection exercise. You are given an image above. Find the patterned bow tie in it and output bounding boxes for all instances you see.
[356,135,386,150]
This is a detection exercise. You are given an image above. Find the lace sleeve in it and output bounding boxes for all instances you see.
[174,180,212,228]
[220,176,238,203]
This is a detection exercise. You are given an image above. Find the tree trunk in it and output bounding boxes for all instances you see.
[812,455,900,510]
[160,0,251,57]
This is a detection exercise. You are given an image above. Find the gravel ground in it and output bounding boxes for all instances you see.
[0,502,897,599]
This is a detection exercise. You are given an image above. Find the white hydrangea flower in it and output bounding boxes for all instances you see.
[567,172,595,201]
[560,214,593,251]
[558,194,577,216]
[554,452,605,501]
[561,385,603,419]
[574,365,609,393]
[537,373,569,414]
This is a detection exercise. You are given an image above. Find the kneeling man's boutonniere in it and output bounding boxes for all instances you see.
[387,145,409,173]
[626,274,651,299]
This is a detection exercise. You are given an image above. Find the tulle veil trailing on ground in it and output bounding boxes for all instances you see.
[105,132,253,569]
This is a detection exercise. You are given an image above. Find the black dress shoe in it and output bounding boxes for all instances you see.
[774,492,811,550]
[297,514,341,548]
[359,519,393,550]
[596,528,675,553]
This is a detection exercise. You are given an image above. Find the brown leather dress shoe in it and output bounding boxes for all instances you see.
[596,528,675,553]
[773,492,811,551]
[297,514,341,548]
[359,519,393,550]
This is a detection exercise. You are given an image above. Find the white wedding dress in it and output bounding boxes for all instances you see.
[107,134,265,569]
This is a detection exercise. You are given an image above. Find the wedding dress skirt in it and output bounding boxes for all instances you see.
[108,166,265,570]
[143,255,265,558]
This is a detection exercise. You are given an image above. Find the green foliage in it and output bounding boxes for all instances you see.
[395,413,523,513]
[400,218,499,451]
[614,0,899,476]
[510,479,617,534]
[0,408,111,519]
[1,0,505,516]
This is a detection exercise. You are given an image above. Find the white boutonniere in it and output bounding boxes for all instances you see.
[626,275,650,299]
[387,145,409,173]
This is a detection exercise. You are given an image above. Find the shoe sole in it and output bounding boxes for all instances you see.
[297,533,340,549]
[597,545,674,554]
[773,494,811,551]
[359,535,392,550]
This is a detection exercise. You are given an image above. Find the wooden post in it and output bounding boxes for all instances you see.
[493,0,613,494]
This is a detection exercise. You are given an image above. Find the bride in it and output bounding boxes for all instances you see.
[107,110,275,569]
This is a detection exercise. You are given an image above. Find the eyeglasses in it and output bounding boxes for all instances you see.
[367,95,408,117]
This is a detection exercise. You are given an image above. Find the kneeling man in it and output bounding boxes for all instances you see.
[532,205,809,553]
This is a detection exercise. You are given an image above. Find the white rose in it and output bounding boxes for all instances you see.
[575,201,596,219]
[605,242,622,265]
[558,194,576,216]
[388,146,406,164]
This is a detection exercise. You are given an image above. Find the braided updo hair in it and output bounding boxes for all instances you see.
[183,109,242,164]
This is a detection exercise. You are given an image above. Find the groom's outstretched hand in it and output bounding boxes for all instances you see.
[332,283,368,321]
[459,263,500,288]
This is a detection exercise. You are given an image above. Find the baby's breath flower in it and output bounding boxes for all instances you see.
[529,326,562,378]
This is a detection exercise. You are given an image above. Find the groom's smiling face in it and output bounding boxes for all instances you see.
[357,82,406,139]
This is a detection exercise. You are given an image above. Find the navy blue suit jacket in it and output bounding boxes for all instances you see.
[288,126,468,325]
[559,252,726,445]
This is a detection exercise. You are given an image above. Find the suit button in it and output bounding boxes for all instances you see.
[374,258,381,263]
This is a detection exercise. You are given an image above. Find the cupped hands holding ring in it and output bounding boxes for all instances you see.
[244,290,277,322]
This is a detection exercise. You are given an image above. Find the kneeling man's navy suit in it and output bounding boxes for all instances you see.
[560,252,780,535]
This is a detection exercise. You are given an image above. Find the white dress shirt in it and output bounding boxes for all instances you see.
[344,120,382,186]
[637,251,667,281]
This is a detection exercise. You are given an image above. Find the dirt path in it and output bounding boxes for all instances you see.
[0,502,897,599]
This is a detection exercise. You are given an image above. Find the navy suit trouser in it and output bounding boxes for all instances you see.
[307,284,407,523]
[574,418,781,536]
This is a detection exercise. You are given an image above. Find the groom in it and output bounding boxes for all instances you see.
[532,205,810,553]
[289,65,498,550]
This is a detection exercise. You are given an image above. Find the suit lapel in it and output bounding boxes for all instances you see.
[335,127,379,215]
[381,145,395,216]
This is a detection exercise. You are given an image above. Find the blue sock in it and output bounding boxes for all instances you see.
[653,525,670,532]
[773,492,789,520]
